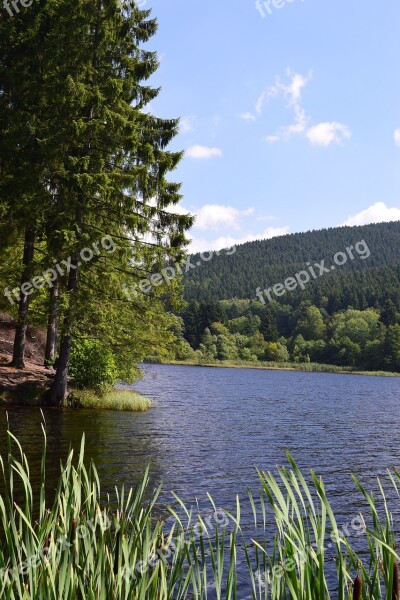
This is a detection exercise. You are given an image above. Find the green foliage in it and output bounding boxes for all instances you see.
[384,324,400,371]
[2,425,400,598]
[263,341,290,362]
[330,308,380,347]
[295,305,326,340]
[69,338,118,392]
[175,300,400,372]
[0,0,193,397]
[291,335,326,363]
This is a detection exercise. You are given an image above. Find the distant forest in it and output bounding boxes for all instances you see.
[169,222,400,372]
[183,221,400,312]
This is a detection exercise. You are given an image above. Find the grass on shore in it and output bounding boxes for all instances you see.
[1,423,400,599]
[69,388,152,411]
[165,359,400,377]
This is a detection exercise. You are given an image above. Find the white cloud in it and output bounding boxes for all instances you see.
[246,70,351,147]
[241,112,256,121]
[394,128,400,146]
[195,204,254,231]
[186,145,222,159]
[189,226,290,253]
[306,121,351,147]
[341,202,400,226]
[180,116,196,133]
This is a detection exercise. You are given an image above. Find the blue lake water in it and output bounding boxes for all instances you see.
[1,364,400,595]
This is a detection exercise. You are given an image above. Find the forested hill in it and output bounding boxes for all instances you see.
[183,221,400,311]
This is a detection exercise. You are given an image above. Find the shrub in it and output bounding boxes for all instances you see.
[69,337,118,392]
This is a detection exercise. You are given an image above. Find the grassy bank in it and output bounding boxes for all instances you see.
[1,424,400,599]
[69,388,152,411]
[0,386,152,411]
[0,362,152,411]
[164,359,400,377]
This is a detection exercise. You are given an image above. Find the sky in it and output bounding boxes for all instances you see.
[143,0,400,252]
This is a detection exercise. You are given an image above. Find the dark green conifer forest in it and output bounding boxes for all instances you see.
[172,221,400,372]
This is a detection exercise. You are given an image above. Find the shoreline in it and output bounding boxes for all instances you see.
[0,355,151,411]
[161,360,400,378]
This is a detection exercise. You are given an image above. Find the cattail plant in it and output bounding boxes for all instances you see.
[393,562,399,600]
[1,423,400,599]
[353,573,362,600]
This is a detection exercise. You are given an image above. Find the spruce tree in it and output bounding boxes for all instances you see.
[37,0,192,403]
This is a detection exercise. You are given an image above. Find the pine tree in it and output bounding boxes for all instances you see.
[0,3,53,367]
[40,0,192,403]
[0,0,193,397]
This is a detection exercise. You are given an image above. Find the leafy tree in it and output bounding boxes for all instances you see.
[248,331,266,360]
[291,336,326,363]
[215,334,238,361]
[295,305,326,341]
[327,337,361,367]
[228,315,260,336]
[199,328,217,360]
[263,342,289,362]
[330,309,380,348]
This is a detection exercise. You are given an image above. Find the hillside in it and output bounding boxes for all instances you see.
[183,221,400,311]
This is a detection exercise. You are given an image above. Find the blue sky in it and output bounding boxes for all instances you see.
[145,0,400,252]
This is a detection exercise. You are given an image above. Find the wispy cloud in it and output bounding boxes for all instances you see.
[246,70,351,147]
[186,145,222,159]
[394,128,400,147]
[259,71,310,111]
[240,112,256,121]
[180,115,196,133]
[341,202,400,226]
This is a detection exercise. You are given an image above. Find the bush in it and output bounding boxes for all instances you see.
[69,338,118,392]
[263,341,290,362]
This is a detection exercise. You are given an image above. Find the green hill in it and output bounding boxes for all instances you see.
[184,221,400,311]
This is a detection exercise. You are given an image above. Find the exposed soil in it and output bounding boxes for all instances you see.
[0,314,52,403]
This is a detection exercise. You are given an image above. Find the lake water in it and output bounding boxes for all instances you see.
[1,364,400,593]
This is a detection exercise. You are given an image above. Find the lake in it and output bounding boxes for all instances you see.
[1,365,400,594]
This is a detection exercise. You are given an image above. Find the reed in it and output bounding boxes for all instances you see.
[1,421,400,599]
[69,389,152,411]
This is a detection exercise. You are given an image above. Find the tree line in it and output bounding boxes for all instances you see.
[171,299,400,372]
[0,0,192,403]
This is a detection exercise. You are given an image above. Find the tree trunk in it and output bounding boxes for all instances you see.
[44,282,60,366]
[46,325,72,403]
[11,227,35,369]
[47,195,84,405]
[46,263,78,404]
